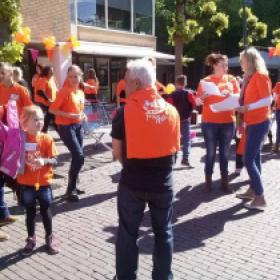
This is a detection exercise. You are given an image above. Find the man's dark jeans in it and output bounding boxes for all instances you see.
[116,186,174,280]
[0,180,10,220]
[202,122,235,176]
[58,123,84,193]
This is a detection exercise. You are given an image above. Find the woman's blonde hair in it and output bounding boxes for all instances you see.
[20,105,44,131]
[240,47,268,77]
[67,64,83,76]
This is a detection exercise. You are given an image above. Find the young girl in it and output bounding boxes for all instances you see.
[17,105,59,255]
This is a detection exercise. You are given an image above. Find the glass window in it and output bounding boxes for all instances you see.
[134,0,153,35]
[96,58,110,102]
[77,0,105,28]
[108,0,131,31]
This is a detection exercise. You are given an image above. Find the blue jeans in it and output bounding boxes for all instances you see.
[181,120,191,160]
[21,186,53,237]
[244,120,270,196]
[0,178,10,220]
[202,122,234,176]
[58,123,84,193]
[276,110,280,144]
[116,186,174,280]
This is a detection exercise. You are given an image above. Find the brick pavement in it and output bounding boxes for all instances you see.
[1,126,280,280]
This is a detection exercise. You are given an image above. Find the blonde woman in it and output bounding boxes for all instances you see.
[50,65,86,202]
[236,47,272,210]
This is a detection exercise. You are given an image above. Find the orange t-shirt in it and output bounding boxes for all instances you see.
[17,133,57,187]
[0,82,32,116]
[84,79,99,95]
[124,87,180,159]
[273,82,280,109]
[50,87,85,125]
[197,74,240,123]
[243,72,272,125]
[32,73,40,89]
[34,77,57,107]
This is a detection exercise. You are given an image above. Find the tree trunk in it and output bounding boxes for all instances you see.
[175,36,183,76]
[175,0,185,77]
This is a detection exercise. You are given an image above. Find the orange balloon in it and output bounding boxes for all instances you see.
[14,27,31,44]
[275,43,280,56]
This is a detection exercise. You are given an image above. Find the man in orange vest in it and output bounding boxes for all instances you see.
[112,59,180,280]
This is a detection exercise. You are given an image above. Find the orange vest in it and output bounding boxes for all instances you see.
[124,87,180,159]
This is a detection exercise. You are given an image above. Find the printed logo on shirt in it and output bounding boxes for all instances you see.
[25,143,41,171]
[10,94,19,101]
[143,99,167,124]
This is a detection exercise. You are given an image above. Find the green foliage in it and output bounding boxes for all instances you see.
[238,7,267,47]
[168,0,228,46]
[210,12,229,37]
[0,41,24,63]
[200,1,217,17]
[272,28,280,45]
[168,19,203,46]
[0,0,24,63]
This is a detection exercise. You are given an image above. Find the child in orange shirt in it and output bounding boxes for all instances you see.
[18,105,59,256]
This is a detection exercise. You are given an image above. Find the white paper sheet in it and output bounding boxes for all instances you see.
[210,95,240,112]
[200,81,221,96]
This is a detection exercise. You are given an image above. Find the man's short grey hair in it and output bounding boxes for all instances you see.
[0,62,13,72]
[126,59,156,88]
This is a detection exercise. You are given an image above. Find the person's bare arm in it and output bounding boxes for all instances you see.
[112,138,123,163]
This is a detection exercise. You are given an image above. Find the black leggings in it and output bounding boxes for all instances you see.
[21,186,53,238]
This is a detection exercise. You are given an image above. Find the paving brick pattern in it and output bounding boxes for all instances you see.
[1,126,280,280]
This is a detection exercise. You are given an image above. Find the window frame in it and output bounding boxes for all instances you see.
[72,0,155,36]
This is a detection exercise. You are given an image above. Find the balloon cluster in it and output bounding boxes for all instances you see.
[61,36,81,56]
[269,43,280,58]
[42,36,56,60]
[164,83,176,95]
[14,27,31,44]
[42,36,56,50]
[67,36,81,50]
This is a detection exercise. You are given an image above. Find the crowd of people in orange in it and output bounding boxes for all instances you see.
[0,47,279,279]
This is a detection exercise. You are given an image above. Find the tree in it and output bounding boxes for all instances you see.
[238,6,267,47]
[272,28,280,45]
[166,0,228,76]
[0,0,24,63]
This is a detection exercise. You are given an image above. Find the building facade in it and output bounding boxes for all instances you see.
[21,0,174,101]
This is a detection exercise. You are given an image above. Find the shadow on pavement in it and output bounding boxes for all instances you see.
[137,202,259,254]
[103,176,256,254]
[0,245,46,270]
[51,191,117,216]
[57,142,111,164]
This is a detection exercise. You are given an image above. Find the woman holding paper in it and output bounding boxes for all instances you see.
[197,53,240,192]
[236,47,272,211]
